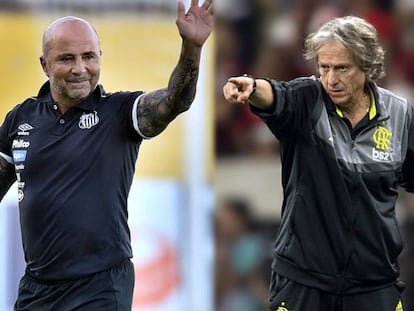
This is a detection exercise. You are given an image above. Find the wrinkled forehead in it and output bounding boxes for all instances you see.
[315,39,356,64]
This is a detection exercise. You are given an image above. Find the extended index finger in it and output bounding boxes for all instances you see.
[227,77,243,87]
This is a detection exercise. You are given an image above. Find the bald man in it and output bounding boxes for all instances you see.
[0,1,213,310]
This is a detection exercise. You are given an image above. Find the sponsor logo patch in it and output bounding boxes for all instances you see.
[12,139,30,149]
[372,148,391,161]
[13,150,27,162]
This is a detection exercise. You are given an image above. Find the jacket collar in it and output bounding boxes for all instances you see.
[323,81,388,122]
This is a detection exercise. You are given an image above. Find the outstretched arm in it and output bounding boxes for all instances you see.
[137,0,214,138]
[0,157,16,201]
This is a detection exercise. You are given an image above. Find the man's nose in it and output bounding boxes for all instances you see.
[71,58,87,74]
[327,70,339,86]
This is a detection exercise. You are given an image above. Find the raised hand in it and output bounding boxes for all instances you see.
[176,0,214,47]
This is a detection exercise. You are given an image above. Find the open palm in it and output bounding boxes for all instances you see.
[176,0,214,47]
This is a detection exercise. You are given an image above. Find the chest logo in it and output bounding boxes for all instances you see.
[373,126,392,151]
[12,139,30,149]
[13,150,27,163]
[79,111,99,130]
[17,123,33,136]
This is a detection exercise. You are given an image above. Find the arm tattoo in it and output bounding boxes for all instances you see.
[0,157,16,201]
[137,55,199,137]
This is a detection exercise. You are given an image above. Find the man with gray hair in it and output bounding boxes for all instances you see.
[223,16,414,310]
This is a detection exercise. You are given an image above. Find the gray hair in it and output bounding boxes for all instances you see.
[304,16,385,81]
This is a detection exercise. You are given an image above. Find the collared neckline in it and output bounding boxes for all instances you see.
[36,81,105,111]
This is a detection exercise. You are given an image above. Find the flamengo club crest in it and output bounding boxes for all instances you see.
[79,111,99,129]
[372,125,392,161]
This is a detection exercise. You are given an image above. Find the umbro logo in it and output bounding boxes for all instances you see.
[17,123,33,136]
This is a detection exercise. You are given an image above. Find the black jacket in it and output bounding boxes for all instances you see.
[251,77,414,294]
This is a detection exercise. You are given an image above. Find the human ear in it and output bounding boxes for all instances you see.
[39,56,49,77]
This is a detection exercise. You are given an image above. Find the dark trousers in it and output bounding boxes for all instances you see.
[14,259,135,311]
[268,272,404,311]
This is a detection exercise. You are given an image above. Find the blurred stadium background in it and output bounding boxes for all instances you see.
[214,0,414,311]
[0,0,214,310]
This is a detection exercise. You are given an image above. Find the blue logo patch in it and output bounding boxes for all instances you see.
[13,150,27,162]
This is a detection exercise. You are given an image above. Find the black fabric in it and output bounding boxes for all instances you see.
[250,77,414,294]
[268,272,404,311]
[14,259,135,311]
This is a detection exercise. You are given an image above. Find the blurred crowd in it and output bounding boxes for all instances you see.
[215,197,275,311]
[215,0,414,310]
[0,0,177,13]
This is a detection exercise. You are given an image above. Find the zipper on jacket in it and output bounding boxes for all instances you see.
[336,118,383,291]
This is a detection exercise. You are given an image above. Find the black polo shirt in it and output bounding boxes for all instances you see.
[0,81,144,281]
